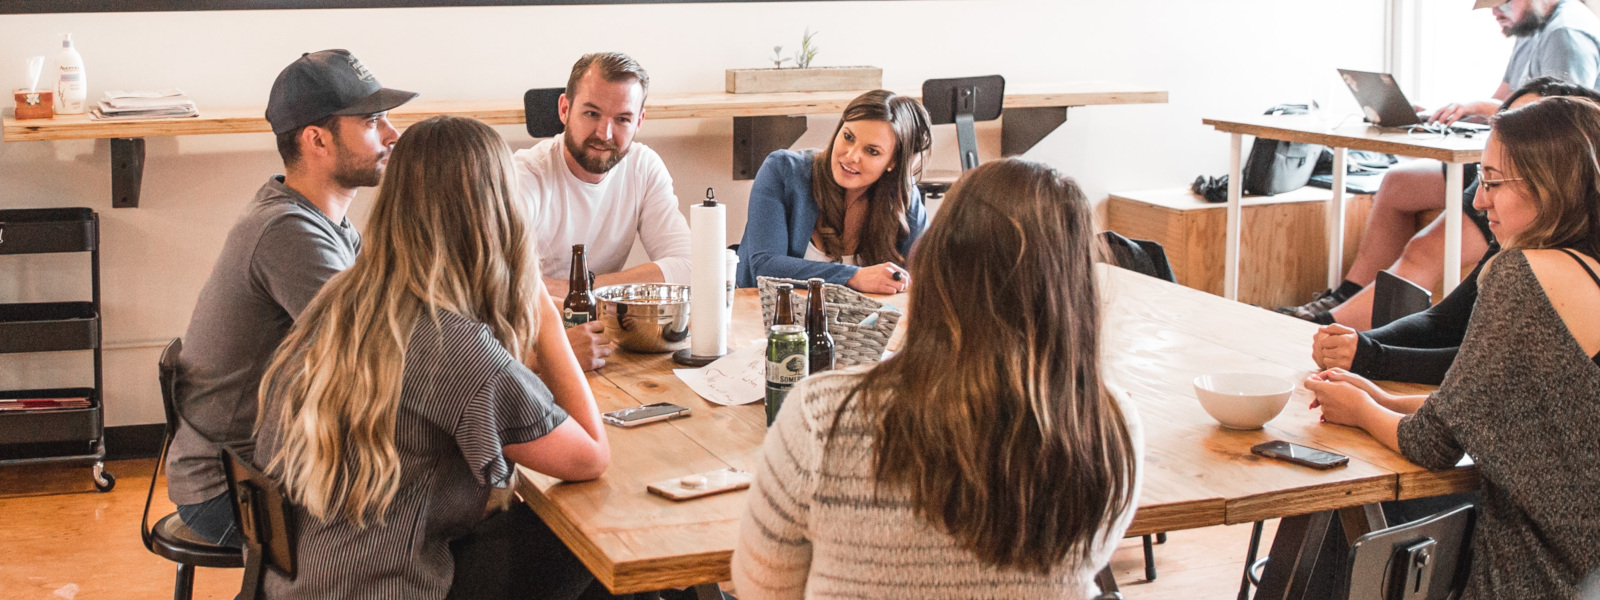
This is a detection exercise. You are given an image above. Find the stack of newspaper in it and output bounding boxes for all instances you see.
[89,89,199,121]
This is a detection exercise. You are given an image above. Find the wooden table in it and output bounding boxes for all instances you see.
[516,266,1478,596]
[3,82,1166,206]
[1204,114,1486,300]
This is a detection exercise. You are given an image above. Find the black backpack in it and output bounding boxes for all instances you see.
[1242,104,1324,196]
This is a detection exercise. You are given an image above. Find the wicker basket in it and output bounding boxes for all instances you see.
[756,276,902,367]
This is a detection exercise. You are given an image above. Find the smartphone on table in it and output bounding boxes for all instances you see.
[1251,440,1349,470]
[602,402,690,427]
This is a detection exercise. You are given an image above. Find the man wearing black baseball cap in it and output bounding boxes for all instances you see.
[165,49,415,546]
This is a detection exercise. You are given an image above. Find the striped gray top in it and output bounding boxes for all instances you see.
[255,310,569,599]
[733,367,1143,600]
[1398,250,1600,599]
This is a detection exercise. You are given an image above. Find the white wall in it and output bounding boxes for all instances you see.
[0,0,1385,428]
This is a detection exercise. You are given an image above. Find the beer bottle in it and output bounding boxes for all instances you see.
[773,283,796,326]
[563,244,597,328]
[805,278,835,373]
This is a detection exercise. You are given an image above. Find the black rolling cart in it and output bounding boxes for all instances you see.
[0,208,114,492]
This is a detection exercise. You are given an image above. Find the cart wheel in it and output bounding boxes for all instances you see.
[93,463,116,493]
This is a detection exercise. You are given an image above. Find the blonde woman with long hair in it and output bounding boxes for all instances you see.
[733,158,1142,599]
[253,115,609,600]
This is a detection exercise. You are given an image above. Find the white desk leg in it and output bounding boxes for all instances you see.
[1328,148,1347,290]
[1443,162,1464,294]
[1226,133,1243,301]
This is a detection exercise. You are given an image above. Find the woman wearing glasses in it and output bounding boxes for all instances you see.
[1307,96,1600,598]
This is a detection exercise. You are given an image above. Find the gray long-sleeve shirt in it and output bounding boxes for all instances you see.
[166,176,360,506]
[1398,250,1600,599]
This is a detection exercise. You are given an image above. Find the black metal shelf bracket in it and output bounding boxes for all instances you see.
[733,115,808,181]
[112,137,146,209]
[1001,106,1070,157]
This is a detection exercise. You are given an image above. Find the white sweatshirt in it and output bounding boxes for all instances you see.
[513,138,692,284]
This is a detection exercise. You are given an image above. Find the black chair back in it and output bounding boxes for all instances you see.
[921,75,1005,171]
[523,87,566,139]
[1372,270,1432,329]
[1100,231,1178,283]
[142,338,184,551]
[1341,504,1474,600]
[222,445,297,599]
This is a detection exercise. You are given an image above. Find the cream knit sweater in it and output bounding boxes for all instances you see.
[733,366,1143,599]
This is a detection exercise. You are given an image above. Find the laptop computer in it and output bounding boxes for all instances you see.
[1337,69,1489,133]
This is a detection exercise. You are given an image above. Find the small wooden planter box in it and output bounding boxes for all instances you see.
[726,66,882,94]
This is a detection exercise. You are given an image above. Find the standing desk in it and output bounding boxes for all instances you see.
[1204,114,1485,300]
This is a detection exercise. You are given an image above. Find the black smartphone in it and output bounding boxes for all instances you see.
[1251,441,1349,470]
[602,402,690,428]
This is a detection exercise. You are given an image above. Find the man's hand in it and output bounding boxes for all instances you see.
[1312,324,1359,370]
[1428,101,1499,125]
[565,321,613,372]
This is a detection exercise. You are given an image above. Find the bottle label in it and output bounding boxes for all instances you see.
[563,308,590,328]
[766,355,808,385]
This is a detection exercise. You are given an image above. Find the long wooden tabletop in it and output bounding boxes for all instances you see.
[515,266,1477,594]
[3,82,1167,142]
[1203,113,1485,164]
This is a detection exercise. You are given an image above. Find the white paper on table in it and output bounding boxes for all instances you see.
[673,340,767,406]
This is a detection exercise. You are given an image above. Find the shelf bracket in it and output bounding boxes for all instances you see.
[1001,106,1069,157]
[111,138,145,209]
[732,115,807,181]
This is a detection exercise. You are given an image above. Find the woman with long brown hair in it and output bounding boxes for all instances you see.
[735,89,932,293]
[733,158,1142,599]
[1309,96,1600,598]
[253,115,610,599]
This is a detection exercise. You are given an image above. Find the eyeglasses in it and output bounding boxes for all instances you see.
[1474,164,1524,190]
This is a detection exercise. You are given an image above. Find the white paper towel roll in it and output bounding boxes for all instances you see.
[689,198,728,358]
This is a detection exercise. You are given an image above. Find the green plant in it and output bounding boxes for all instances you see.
[795,28,819,69]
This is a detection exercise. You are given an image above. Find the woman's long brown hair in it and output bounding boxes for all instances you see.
[840,158,1137,574]
[1490,96,1600,258]
[257,116,541,526]
[810,90,932,266]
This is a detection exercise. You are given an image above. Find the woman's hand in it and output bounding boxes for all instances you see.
[1312,324,1359,370]
[1303,373,1382,428]
[847,262,910,294]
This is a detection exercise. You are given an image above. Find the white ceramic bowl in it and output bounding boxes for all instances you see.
[1193,373,1294,430]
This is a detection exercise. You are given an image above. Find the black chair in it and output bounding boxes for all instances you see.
[1371,270,1432,329]
[221,444,298,599]
[523,87,566,139]
[141,338,244,600]
[1100,231,1178,284]
[1340,504,1474,600]
[916,75,1005,200]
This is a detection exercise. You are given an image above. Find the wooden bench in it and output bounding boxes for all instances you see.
[1106,187,1373,308]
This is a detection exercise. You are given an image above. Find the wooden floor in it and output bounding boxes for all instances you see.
[1,459,1278,600]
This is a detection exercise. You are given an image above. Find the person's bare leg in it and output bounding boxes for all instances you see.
[1330,212,1490,330]
[1342,160,1448,287]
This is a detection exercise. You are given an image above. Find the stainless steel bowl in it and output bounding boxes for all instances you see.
[595,283,691,353]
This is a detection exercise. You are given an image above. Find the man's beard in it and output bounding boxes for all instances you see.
[332,142,386,188]
[564,129,628,175]
[1505,4,1552,37]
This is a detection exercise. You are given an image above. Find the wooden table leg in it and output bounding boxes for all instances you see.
[1338,504,1387,546]
[1443,162,1465,294]
[1252,511,1334,600]
[1225,133,1244,300]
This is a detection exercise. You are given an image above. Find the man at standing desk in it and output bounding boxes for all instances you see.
[513,52,692,372]
[1278,0,1600,327]
[166,50,415,545]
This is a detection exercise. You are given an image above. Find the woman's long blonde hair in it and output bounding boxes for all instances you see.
[841,158,1136,574]
[257,115,542,526]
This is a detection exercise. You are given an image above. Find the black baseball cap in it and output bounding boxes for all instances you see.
[265,49,418,135]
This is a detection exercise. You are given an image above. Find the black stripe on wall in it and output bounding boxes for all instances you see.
[106,424,166,460]
[0,0,883,14]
